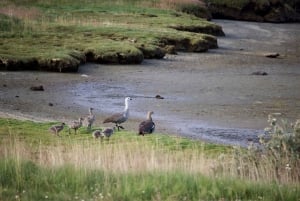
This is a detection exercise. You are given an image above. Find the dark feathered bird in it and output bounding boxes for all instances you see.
[68,117,83,134]
[138,111,155,136]
[49,122,65,136]
[92,130,104,139]
[83,107,95,131]
[101,127,115,139]
[103,97,132,131]
[92,127,114,140]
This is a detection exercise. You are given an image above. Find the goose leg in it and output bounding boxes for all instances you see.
[115,124,120,131]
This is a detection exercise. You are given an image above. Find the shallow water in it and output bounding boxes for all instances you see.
[1,20,300,147]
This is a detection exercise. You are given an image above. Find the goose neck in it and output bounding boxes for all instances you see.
[147,113,152,121]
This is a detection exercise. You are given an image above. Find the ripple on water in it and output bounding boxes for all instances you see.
[188,126,263,147]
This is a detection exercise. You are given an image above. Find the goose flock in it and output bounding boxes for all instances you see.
[49,97,156,139]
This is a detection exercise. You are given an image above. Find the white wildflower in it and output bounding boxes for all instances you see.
[285,164,291,171]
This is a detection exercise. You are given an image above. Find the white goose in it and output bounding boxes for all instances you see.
[103,97,132,131]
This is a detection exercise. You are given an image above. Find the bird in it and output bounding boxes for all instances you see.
[92,127,115,140]
[68,117,83,134]
[138,111,155,136]
[103,97,132,131]
[49,122,65,136]
[83,107,95,131]
[101,127,115,139]
[92,130,104,139]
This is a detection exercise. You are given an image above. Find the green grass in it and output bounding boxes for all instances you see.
[1,159,299,201]
[0,0,223,71]
[0,117,300,201]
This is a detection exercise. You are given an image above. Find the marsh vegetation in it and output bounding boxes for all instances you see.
[0,117,299,200]
[1,1,299,200]
[0,0,223,71]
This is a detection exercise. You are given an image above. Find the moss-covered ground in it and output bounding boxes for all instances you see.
[0,0,224,71]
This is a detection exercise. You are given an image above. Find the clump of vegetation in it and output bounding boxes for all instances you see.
[231,114,300,184]
[262,114,300,156]
[0,117,299,200]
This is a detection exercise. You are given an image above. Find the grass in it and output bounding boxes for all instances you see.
[0,0,223,71]
[0,117,300,201]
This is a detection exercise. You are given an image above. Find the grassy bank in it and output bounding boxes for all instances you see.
[0,0,223,72]
[0,118,299,200]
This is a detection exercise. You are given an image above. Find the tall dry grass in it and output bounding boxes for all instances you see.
[2,136,215,175]
[0,5,41,20]
[2,132,299,185]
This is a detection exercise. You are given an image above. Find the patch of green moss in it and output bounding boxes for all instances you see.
[0,1,224,71]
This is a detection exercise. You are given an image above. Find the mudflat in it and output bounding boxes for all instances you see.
[1,20,299,146]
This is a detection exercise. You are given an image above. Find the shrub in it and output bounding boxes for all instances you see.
[260,114,300,159]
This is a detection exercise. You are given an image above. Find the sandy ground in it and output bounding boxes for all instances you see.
[1,20,300,146]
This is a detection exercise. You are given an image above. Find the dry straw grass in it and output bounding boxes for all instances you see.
[1,136,215,175]
[2,134,299,184]
[0,5,41,20]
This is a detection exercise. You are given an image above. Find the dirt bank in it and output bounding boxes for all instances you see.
[0,20,299,146]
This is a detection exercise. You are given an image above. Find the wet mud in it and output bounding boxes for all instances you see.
[1,20,299,147]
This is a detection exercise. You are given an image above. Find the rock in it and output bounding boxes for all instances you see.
[155,95,164,99]
[251,71,268,76]
[30,85,44,91]
[264,52,280,58]
[208,0,300,22]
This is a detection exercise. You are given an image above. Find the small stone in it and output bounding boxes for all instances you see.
[48,103,54,106]
[264,52,280,58]
[251,71,268,76]
[30,85,44,91]
[155,95,164,99]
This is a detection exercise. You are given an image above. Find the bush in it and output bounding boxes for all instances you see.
[232,114,300,183]
[260,114,300,159]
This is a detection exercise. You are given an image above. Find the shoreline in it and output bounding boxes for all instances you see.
[1,20,299,146]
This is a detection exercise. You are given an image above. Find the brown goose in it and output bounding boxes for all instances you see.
[68,117,83,134]
[103,97,132,131]
[138,111,155,136]
[49,122,65,136]
[83,107,95,131]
